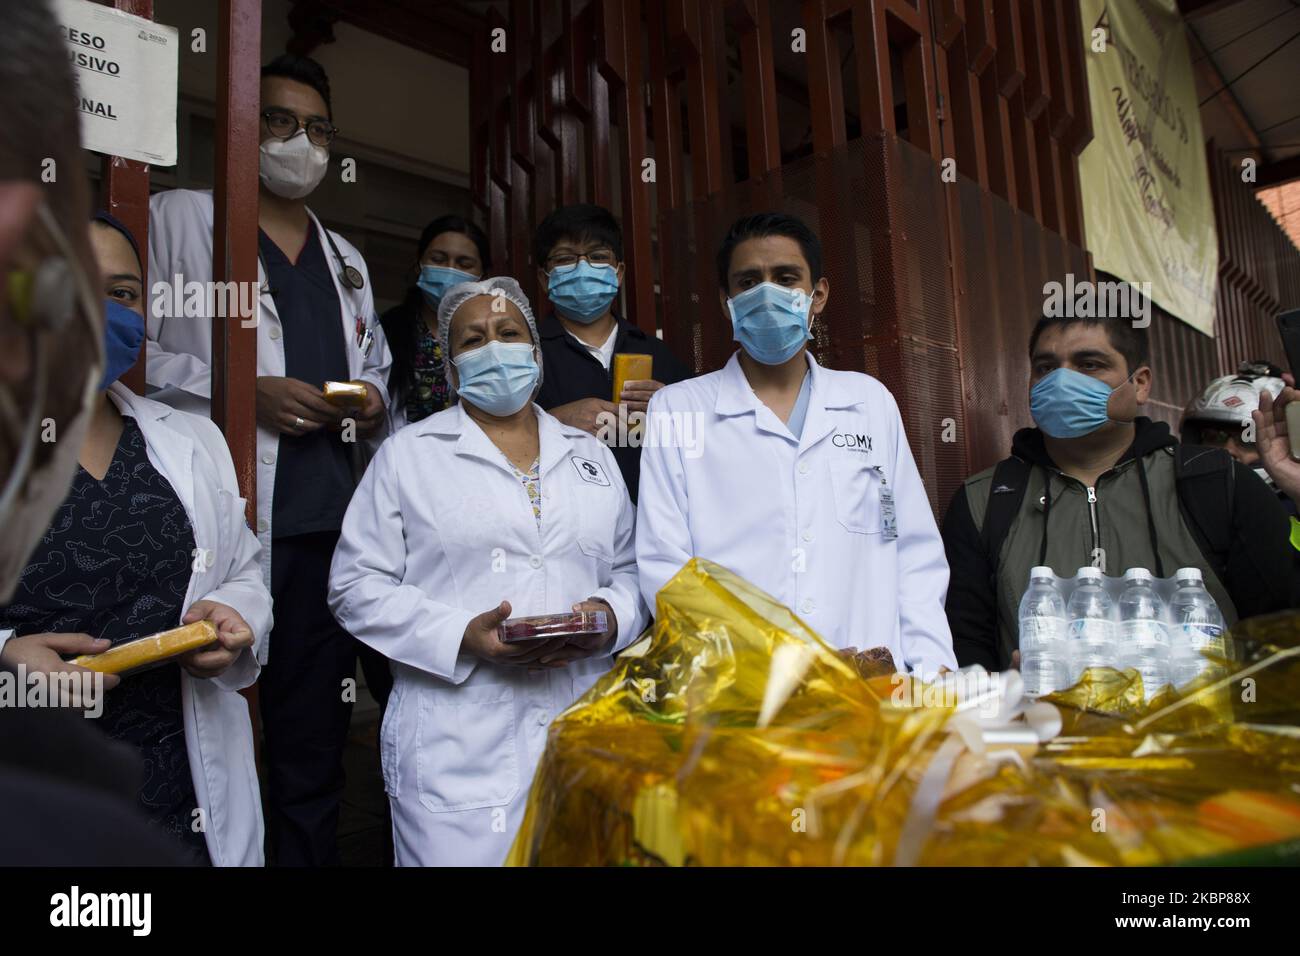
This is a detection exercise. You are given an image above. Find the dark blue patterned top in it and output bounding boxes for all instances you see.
[0,415,209,863]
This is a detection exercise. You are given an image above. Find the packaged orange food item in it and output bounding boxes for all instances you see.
[612,354,653,402]
[323,380,368,408]
[71,620,218,675]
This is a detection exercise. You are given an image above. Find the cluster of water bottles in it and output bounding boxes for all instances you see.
[1018,565,1226,700]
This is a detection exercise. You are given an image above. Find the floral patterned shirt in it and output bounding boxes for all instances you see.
[406,321,452,424]
[511,457,542,532]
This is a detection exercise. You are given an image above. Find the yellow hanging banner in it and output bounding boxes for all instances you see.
[1078,0,1218,336]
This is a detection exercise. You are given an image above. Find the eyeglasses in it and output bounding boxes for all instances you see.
[546,249,617,271]
[261,108,337,147]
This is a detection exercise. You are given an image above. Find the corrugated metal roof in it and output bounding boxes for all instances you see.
[1187,0,1300,168]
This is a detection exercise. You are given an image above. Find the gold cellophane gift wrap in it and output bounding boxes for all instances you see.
[507,559,1300,866]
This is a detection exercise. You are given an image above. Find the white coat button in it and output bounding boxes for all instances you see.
[529,555,543,569]
[800,598,815,614]
[798,462,810,475]
[802,531,813,543]
[269,328,281,340]
[262,453,275,465]
[257,518,269,533]
[536,714,547,726]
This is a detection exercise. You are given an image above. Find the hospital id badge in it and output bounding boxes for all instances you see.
[875,467,898,541]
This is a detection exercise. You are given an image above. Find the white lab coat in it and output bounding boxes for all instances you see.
[327,402,647,866]
[0,385,272,865]
[636,351,957,675]
[145,189,392,656]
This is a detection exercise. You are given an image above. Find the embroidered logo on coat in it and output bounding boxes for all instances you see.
[571,456,610,486]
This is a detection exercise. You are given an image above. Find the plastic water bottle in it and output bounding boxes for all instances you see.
[1018,567,1070,697]
[1018,567,1067,653]
[1118,568,1169,652]
[1117,568,1171,701]
[1169,567,1226,683]
[1022,652,1071,699]
[1067,567,1115,682]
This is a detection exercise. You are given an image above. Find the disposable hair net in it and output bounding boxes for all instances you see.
[437,276,543,398]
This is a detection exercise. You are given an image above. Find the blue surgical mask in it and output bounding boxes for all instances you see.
[727,282,812,366]
[1030,367,1135,439]
[417,265,477,308]
[452,340,539,416]
[547,261,620,324]
[100,299,145,390]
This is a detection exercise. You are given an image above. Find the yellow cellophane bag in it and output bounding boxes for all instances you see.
[507,559,1300,866]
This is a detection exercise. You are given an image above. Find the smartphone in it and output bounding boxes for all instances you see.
[1277,310,1300,461]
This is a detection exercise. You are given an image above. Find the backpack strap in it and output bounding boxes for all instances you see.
[980,456,1033,564]
[1173,444,1235,585]
[979,456,1032,656]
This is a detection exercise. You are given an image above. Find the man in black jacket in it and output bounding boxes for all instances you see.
[942,312,1296,670]
[533,204,691,501]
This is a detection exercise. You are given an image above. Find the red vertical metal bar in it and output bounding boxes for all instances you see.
[211,0,261,518]
[736,0,782,188]
[1017,0,1049,120]
[993,0,1025,97]
[804,0,847,152]
[673,0,725,198]
[933,0,966,47]
[944,25,988,188]
[1009,91,1041,220]
[979,65,1016,204]
[510,0,537,302]
[851,0,894,138]
[97,0,154,395]
[896,2,942,159]
[470,20,492,219]
[966,0,995,74]
[646,0,684,213]
[603,0,656,332]
[1034,117,1064,232]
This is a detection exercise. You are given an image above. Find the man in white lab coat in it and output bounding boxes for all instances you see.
[145,55,392,865]
[636,212,956,675]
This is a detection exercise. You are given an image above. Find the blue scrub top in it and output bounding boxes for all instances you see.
[786,369,813,440]
[259,223,355,538]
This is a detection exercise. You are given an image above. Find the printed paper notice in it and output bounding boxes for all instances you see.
[55,0,179,166]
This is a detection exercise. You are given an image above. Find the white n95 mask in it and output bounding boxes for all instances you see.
[259,134,329,200]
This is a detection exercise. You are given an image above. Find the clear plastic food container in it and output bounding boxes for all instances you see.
[498,611,608,644]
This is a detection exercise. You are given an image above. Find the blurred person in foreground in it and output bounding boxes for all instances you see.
[1,214,271,865]
[0,0,186,865]
[1253,371,1300,543]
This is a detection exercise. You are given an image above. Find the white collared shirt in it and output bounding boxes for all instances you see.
[570,324,618,370]
[635,351,956,675]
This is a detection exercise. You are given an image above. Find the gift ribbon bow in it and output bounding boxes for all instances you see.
[893,667,1061,866]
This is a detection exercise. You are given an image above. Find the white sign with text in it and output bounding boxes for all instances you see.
[55,0,178,166]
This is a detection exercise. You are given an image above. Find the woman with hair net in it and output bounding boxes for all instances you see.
[327,276,647,866]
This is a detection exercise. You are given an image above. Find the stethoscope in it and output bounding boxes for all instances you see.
[322,226,365,291]
[257,222,374,356]
[256,221,365,294]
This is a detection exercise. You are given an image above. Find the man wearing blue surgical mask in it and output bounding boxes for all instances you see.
[533,204,691,502]
[941,309,1297,672]
[636,212,956,677]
